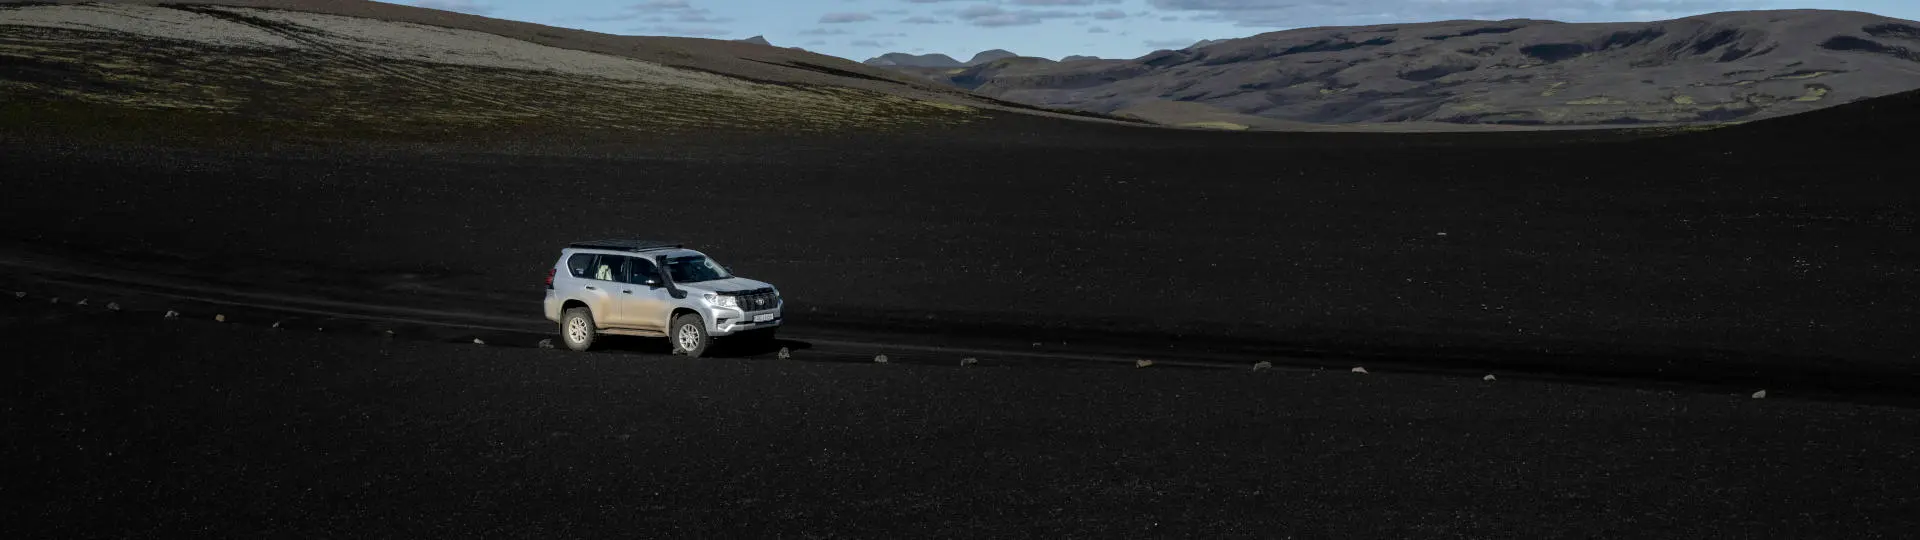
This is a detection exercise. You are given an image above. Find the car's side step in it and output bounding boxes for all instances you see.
[599,328,668,338]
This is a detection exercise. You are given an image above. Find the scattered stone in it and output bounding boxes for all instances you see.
[473,338,486,346]
[76,299,89,307]
[106,302,121,312]
[384,330,396,338]
[1352,366,1369,374]
[873,354,889,364]
[214,314,226,323]
[1436,232,1449,237]
[1135,359,1154,368]
[1752,390,1767,399]
[777,347,791,360]
[12,292,23,299]
[163,310,180,320]
[49,297,59,304]
[960,357,978,367]
[1031,342,1043,348]
[1483,374,1497,381]
[271,321,282,329]
[538,338,555,349]
[1252,361,1273,371]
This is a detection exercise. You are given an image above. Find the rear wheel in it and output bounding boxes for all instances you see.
[670,313,711,357]
[561,307,596,351]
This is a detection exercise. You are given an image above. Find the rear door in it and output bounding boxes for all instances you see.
[563,252,619,327]
[608,255,674,332]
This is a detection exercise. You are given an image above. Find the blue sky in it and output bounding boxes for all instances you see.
[403,0,1920,62]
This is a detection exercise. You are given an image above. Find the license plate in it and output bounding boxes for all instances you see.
[753,313,775,323]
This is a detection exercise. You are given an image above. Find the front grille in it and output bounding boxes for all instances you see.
[734,290,781,311]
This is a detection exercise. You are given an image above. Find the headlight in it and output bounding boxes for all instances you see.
[702,293,737,308]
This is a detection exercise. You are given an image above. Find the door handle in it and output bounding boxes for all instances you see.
[622,290,632,294]
[584,286,597,290]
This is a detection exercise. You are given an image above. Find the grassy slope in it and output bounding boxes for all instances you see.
[0,14,989,142]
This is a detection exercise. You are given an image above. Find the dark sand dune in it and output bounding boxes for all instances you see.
[5,2,1920,537]
[6,299,1920,538]
[3,90,1916,394]
[2,1,1915,390]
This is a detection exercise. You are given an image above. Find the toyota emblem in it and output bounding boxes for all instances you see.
[755,298,766,306]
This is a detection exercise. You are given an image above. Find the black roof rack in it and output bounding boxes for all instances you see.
[569,239,684,252]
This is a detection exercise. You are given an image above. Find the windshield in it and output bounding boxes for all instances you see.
[664,256,732,283]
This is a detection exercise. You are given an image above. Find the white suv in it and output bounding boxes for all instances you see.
[544,240,782,356]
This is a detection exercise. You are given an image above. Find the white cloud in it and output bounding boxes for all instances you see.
[820,12,878,23]
[954,5,1080,27]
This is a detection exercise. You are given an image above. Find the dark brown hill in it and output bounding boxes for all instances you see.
[870,10,1920,129]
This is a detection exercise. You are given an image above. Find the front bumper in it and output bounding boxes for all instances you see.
[708,306,783,336]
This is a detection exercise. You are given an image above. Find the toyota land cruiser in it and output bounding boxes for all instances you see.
[544,240,782,356]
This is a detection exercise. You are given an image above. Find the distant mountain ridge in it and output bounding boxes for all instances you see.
[863,48,1027,68]
[864,52,964,68]
[862,10,1920,128]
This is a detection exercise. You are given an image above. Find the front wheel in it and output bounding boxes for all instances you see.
[670,313,711,357]
[561,307,597,352]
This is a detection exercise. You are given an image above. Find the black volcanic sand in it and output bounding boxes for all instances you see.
[2,91,1917,394]
[5,301,1920,538]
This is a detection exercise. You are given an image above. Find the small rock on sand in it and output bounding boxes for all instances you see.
[1352,366,1369,374]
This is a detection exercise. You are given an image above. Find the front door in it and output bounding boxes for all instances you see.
[608,255,674,332]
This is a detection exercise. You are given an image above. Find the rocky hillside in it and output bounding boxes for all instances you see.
[869,10,1920,128]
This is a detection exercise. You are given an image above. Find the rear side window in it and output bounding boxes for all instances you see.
[566,253,597,278]
[588,255,629,282]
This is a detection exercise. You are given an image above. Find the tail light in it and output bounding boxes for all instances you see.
[545,267,556,289]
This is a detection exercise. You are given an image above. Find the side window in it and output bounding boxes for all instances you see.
[566,253,596,279]
[627,257,661,284]
[590,255,626,282]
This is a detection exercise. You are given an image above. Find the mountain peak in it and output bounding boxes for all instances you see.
[736,35,771,46]
[967,49,1019,65]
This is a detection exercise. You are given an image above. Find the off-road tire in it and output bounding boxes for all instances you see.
[561,307,597,352]
[670,313,711,357]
